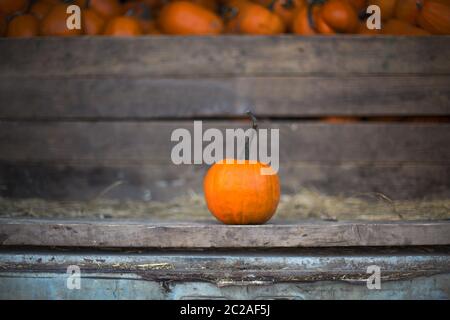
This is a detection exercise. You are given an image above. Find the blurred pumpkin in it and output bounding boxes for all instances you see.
[382,18,430,34]
[6,13,39,37]
[40,3,83,36]
[292,4,319,35]
[234,2,285,34]
[368,0,397,20]
[417,0,450,34]
[222,0,252,33]
[255,0,306,28]
[274,0,307,29]
[75,0,122,19]
[346,0,367,12]
[394,0,421,25]
[123,1,160,34]
[103,15,142,35]
[315,7,336,34]
[82,8,105,35]
[30,0,53,20]
[158,1,223,35]
[321,0,359,33]
[204,160,280,225]
[0,0,29,16]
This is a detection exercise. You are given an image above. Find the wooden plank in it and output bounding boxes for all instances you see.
[0,76,449,118]
[0,218,449,248]
[0,122,449,163]
[1,37,450,77]
[1,162,449,201]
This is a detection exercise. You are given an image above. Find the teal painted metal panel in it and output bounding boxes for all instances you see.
[0,249,449,299]
[0,273,449,300]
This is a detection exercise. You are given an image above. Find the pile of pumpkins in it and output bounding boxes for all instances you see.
[1,0,449,37]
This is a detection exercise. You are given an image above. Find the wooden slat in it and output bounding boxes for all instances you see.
[0,122,448,163]
[0,218,449,248]
[1,162,449,200]
[1,37,450,77]
[0,76,449,118]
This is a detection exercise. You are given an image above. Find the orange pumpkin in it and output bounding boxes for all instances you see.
[255,0,306,28]
[382,18,430,34]
[234,2,285,34]
[315,6,337,34]
[321,0,359,33]
[75,0,122,19]
[417,0,450,34]
[122,1,160,34]
[292,4,319,35]
[82,8,105,35]
[30,0,53,20]
[157,1,223,35]
[6,13,39,37]
[346,0,367,12]
[368,0,397,20]
[103,15,142,35]
[0,0,29,16]
[40,3,83,36]
[222,0,252,33]
[394,0,421,25]
[204,160,280,225]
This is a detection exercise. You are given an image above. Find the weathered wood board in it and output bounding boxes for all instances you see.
[0,122,449,163]
[0,122,449,200]
[1,161,449,201]
[1,37,449,76]
[1,218,449,248]
[0,77,449,119]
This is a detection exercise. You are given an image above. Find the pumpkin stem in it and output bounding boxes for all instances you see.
[245,110,258,161]
[306,3,318,32]
[247,110,258,131]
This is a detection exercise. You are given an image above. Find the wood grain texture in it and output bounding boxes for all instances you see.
[0,122,448,163]
[0,218,449,248]
[0,76,448,118]
[1,37,450,77]
[1,162,449,200]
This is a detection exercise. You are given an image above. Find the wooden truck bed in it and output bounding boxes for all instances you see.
[0,36,449,299]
